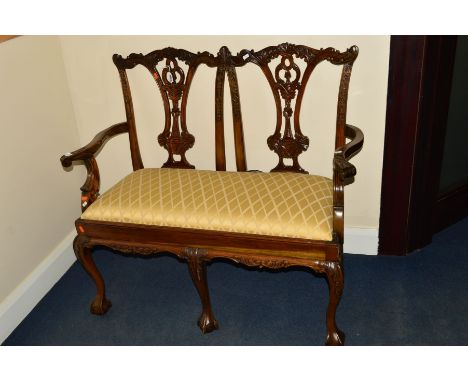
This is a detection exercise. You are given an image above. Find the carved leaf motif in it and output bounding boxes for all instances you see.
[312,261,344,298]
[107,243,162,256]
[238,257,292,269]
[183,247,208,258]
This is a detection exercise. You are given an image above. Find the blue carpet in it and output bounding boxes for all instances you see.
[3,218,468,345]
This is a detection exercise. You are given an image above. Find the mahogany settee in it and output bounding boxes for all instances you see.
[60,42,363,345]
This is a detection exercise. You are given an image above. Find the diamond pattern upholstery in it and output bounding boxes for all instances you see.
[81,168,333,241]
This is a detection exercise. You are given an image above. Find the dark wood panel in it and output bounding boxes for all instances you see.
[407,36,458,251]
[378,36,427,256]
[379,36,458,256]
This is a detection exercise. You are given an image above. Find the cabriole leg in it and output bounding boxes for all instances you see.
[73,235,112,315]
[187,257,218,334]
[324,261,345,345]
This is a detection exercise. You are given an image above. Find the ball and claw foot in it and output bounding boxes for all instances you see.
[198,312,219,334]
[325,328,345,346]
[90,297,112,315]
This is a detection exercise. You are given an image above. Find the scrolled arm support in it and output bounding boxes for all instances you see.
[333,124,364,183]
[332,124,364,244]
[60,122,128,211]
[333,155,356,181]
[79,157,100,211]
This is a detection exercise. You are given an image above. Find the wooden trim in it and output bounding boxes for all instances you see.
[60,122,129,212]
[227,65,247,172]
[379,36,458,256]
[434,183,468,233]
[116,68,144,171]
[406,36,457,250]
[378,36,427,256]
[0,35,19,44]
[76,219,340,261]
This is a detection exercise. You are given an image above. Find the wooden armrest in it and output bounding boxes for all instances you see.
[60,122,128,211]
[60,122,128,167]
[342,124,364,160]
[333,124,364,182]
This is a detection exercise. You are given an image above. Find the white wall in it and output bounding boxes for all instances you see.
[60,36,390,230]
[0,36,84,304]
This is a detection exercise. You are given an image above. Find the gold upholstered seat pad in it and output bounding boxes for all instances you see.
[81,168,334,241]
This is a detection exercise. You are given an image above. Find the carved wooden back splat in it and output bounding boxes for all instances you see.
[113,44,357,173]
[156,57,196,168]
[215,46,246,171]
[237,43,358,174]
[113,48,216,169]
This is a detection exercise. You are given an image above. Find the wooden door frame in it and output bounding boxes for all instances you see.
[378,35,458,256]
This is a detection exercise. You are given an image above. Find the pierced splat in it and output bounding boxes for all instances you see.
[238,43,359,174]
[243,45,314,173]
[267,53,309,173]
[113,48,217,170]
[153,58,195,169]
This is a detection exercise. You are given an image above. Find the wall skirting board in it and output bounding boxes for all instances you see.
[344,228,379,256]
[0,230,76,344]
[0,227,377,344]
